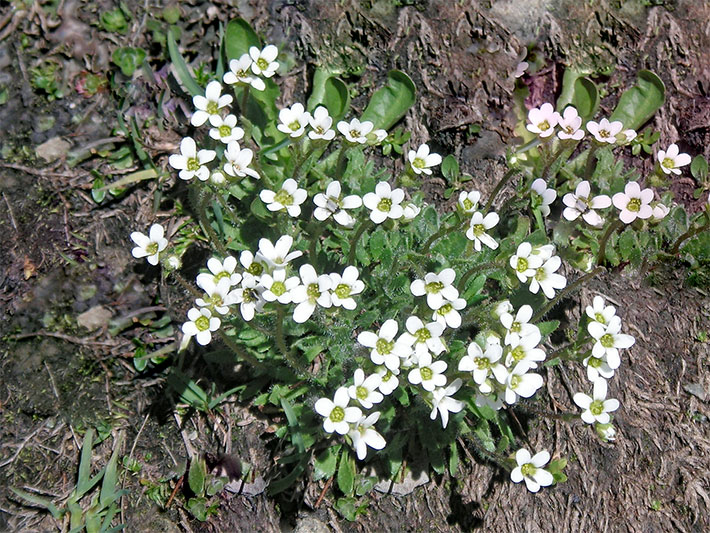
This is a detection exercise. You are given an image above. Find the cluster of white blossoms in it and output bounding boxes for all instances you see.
[459,190,501,251]
[510,242,567,299]
[573,295,635,442]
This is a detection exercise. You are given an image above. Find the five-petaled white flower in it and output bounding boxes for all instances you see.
[586,118,623,144]
[556,106,584,140]
[260,178,307,217]
[573,378,620,424]
[202,256,242,287]
[131,223,168,266]
[530,178,557,217]
[314,387,362,435]
[260,268,300,304]
[588,316,635,369]
[358,319,407,371]
[429,378,464,429]
[313,181,362,227]
[657,143,691,175]
[410,268,459,310]
[562,180,611,226]
[510,242,544,283]
[499,363,544,405]
[291,263,332,323]
[408,143,442,175]
[191,81,233,127]
[526,103,559,138]
[500,304,538,346]
[249,45,279,78]
[466,211,500,251]
[586,295,616,326]
[308,106,336,140]
[182,307,221,346]
[363,181,405,224]
[459,341,505,388]
[348,412,386,460]
[504,331,546,372]
[256,235,303,271]
[230,274,264,321]
[208,114,244,144]
[612,181,654,224]
[223,141,260,180]
[529,255,567,299]
[277,103,310,138]
[583,354,616,382]
[348,369,384,409]
[408,351,447,392]
[376,366,400,395]
[510,448,554,493]
[329,266,365,310]
[195,276,233,315]
[169,137,216,181]
[400,316,446,357]
[459,190,482,213]
[337,118,374,144]
[432,297,466,329]
[223,54,265,91]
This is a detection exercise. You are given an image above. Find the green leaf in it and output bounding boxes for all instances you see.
[337,450,355,495]
[557,70,599,121]
[691,155,708,182]
[448,441,459,477]
[224,18,261,61]
[369,228,388,261]
[280,396,305,453]
[537,320,559,339]
[167,29,203,96]
[112,47,146,77]
[186,497,208,521]
[76,428,95,495]
[618,229,639,261]
[307,69,350,120]
[610,70,665,130]
[360,70,416,130]
[188,457,207,496]
[92,175,106,203]
[441,155,460,182]
[10,487,63,519]
[99,434,124,508]
[313,446,341,481]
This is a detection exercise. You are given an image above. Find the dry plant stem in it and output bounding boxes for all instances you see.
[596,219,624,265]
[670,211,710,255]
[347,219,373,265]
[483,168,519,214]
[532,265,606,322]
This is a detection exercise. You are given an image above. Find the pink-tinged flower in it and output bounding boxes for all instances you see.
[526,103,560,138]
[557,106,584,140]
[586,118,623,144]
[612,181,654,224]
[657,144,691,175]
[562,181,611,226]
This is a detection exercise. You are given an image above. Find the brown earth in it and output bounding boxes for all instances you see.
[1,1,709,532]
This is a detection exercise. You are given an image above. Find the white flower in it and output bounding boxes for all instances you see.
[612,181,654,223]
[210,171,226,186]
[182,307,220,346]
[509,242,544,283]
[348,369,384,409]
[510,449,554,493]
[223,54,265,91]
[201,256,241,287]
[277,103,310,138]
[499,363,544,405]
[399,316,446,357]
[429,378,464,429]
[348,412,386,460]
[408,351,447,392]
[475,390,504,411]
[195,276,233,315]
[131,224,168,266]
[583,354,616,382]
[402,202,421,221]
[308,106,336,140]
[657,143,691,175]
[573,378,620,424]
[260,268,300,304]
[458,190,482,213]
[530,178,557,217]
[230,274,265,321]
[586,118,623,144]
[532,244,555,262]
[556,106,584,140]
[337,118,374,144]
[529,255,567,299]
[588,316,635,369]
[466,211,499,251]
[375,366,400,395]
[410,268,459,310]
[260,178,307,217]
[526,103,559,138]
[562,181,611,226]
[617,129,637,144]
[239,250,266,280]
[362,181,405,224]
[223,141,260,180]
[249,44,279,78]
[596,423,617,442]
[313,181,362,227]
[408,143,442,175]
[208,114,244,144]
[651,202,670,222]
[169,137,216,181]
[191,81,233,127]
[493,300,514,318]
[459,341,505,387]
[500,305,538,345]
[585,295,616,326]
[291,264,332,323]
[504,331,546,372]
[432,297,466,329]
[366,129,388,145]
[256,235,303,270]
[357,319,408,371]
[314,387,362,435]
[329,266,365,310]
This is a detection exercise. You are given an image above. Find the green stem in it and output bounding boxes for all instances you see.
[421,212,464,256]
[276,306,306,374]
[347,219,373,265]
[584,143,600,181]
[240,85,250,117]
[532,266,605,322]
[216,329,261,369]
[483,168,519,214]
[595,219,624,265]
[335,144,349,178]
[458,260,501,290]
[210,185,239,223]
[308,222,327,261]
[170,271,204,299]
[514,403,580,423]
[670,211,710,255]
[541,140,573,183]
[195,189,228,257]
[292,141,321,182]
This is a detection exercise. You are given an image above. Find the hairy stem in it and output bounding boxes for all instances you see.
[532,266,605,322]
[308,222,327,261]
[421,212,464,256]
[483,168,519,214]
[458,260,502,290]
[276,306,306,374]
[670,211,710,255]
[347,219,373,265]
[596,219,624,265]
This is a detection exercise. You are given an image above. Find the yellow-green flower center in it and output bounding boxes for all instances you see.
[248,262,263,276]
[256,58,269,70]
[274,189,294,207]
[510,375,521,389]
[329,406,345,422]
[206,101,219,115]
[534,267,547,281]
[382,370,393,382]
[335,283,351,299]
[600,333,615,348]
[214,271,230,282]
[288,120,301,131]
[662,157,674,169]
[437,303,452,316]
[195,315,210,331]
[510,321,521,333]
[538,120,550,131]
[377,198,392,212]
[376,338,394,355]
[474,356,489,370]
[146,242,159,255]
[588,356,602,369]
[415,327,431,344]
[473,224,485,237]
[412,157,425,169]
[590,399,604,416]
[306,283,320,300]
[219,125,232,137]
[270,281,286,296]
[516,257,529,273]
[242,288,256,303]
[510,346,525,362]
[356,386,368,400]
[187,157,200,172]
[521,463,537,477]
[627,198,641,212]
[599,129,610,138]
[425,281,444,294]
[595,312,606,324]
[420,366,433,381]
[463,198,474,211]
